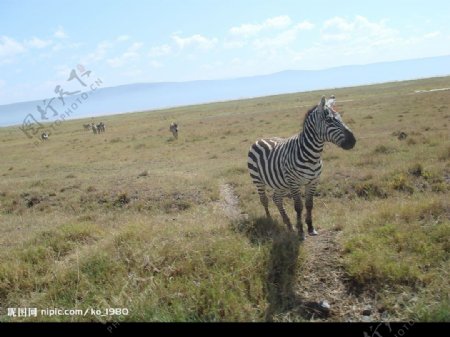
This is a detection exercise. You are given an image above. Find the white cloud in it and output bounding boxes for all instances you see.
[201,60,225,72]
[1,33,79,65]
[295,21,315,31]
[116,35,131,42]
[217,14,442,76]
[231,57,241,65]
[323,17,354,32]
[223,39,247,49]
[265,15,292,28]
[107,42,143,68]
[106,56,126,68]
[320,15,398,47]
[83,41,113,64]
[121,68,143,77]
[54,26,68,39]
[279,15,414,70]
[230,15,293,37]
[423,31,440,39]
[253,33,291,49]
[83,39,143,67]
[172,34,218,50]
[149,60,163,68]
[26,37,53,49]
[53,64,72,80]
[230,24,262,37]
[226,18,314,51]
[253,21,314,49]
[128,42,143,52]
[321,33,350,42]
[148,44,172,57]
[0,36,26,62]
[51,41,82,53]
[402,30,444,48]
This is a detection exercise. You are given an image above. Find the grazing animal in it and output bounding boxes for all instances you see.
[96,122,105,133]
[41,132,49,141]
[169,122,178,139]
[83,123,91,131]
[247,96,356,239]
[91,123,98,134]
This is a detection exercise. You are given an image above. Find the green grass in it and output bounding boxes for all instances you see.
[0,76,449,321]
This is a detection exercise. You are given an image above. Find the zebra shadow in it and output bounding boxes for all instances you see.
[231,215,283,245]
[264,231,331,321]
[232,216,330,321]
[264,230,301,320]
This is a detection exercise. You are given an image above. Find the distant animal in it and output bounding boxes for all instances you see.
[397,131,407,140]
[41,132,49,141]
[83,124,91,131]
[247,96,356,240]
[91,123,98,134]
[96,122,105,133]
[169,122,178,139]
[326,94,336,111]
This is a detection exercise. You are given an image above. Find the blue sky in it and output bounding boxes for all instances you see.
[1,0,450,105]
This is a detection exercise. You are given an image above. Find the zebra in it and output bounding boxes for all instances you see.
[247,96,356,240]
[41,132,49,141]
[83,123,91,131]
[91,123,98,134]
[169,122,178,139]
[97,122,105,133]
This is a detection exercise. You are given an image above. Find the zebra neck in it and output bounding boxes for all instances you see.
[298,127,324,162]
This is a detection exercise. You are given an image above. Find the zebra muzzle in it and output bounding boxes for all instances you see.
[341,130,356,150]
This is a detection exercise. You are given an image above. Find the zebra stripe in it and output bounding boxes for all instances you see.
[247,96,356,239]
[169,122,178,139]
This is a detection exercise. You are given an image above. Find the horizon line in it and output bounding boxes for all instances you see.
[1,54,449,107]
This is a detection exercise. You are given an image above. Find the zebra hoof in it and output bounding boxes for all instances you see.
[298,232,306,241]
[308,229,318,236]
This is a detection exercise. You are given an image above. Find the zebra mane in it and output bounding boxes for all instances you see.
[303,105,318,127]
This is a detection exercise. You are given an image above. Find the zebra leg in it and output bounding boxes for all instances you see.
[292,191,305,240]
[273,193,294,231]
[305,183,318,236]
[256,185,271,218]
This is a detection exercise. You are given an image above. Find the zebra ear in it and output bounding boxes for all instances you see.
[318,96,326,111]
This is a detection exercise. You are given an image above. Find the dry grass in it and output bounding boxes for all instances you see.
[0,76,449,321]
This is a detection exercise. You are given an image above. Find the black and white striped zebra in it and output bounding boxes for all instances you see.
[97,122,105,133]
[169,122,178,139]
[247,96,356,240]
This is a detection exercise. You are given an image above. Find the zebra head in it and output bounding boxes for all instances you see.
[315,96,356,150]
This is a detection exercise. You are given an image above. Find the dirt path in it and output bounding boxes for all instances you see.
[293,229,381,322]
[217,183,246,222]
[217,183,380,322]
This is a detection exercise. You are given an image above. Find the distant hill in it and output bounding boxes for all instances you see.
[1,55,450,126]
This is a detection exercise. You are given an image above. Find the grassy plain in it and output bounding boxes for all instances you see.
[0,76,449,322]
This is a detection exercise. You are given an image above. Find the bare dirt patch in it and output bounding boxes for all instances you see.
[291,229,381,321]
[217,183,247,223]
[264,229,383,322]
[219,183,381,321]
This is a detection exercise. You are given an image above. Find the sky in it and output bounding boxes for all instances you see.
[1,0,450,105]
